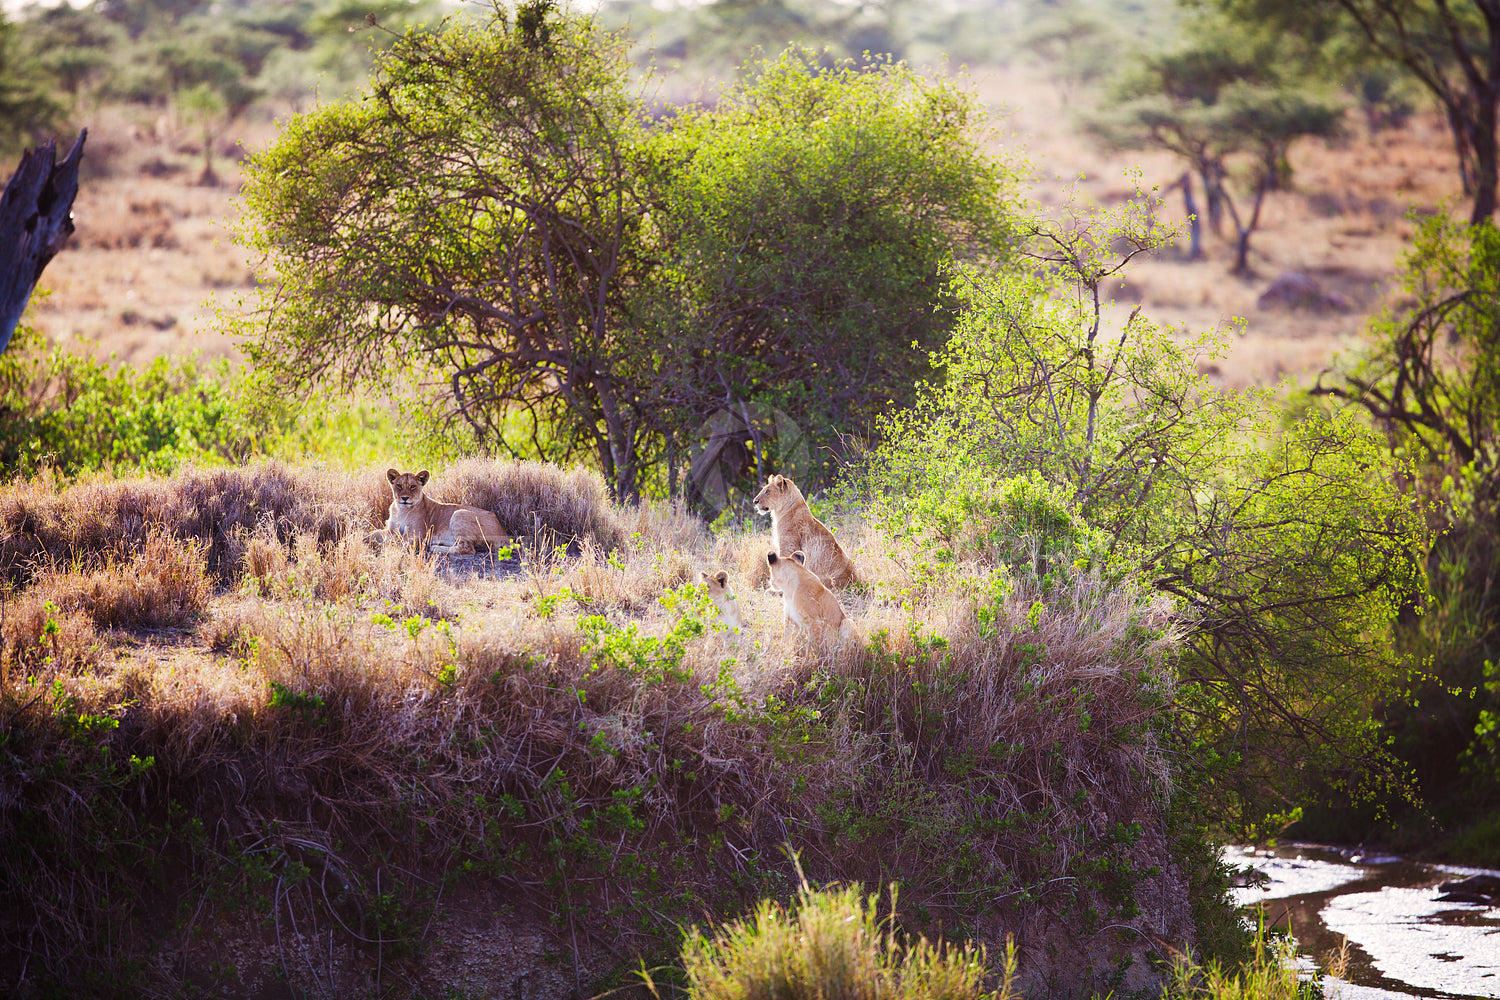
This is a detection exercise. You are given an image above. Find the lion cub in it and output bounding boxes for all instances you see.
[753,474,856,588]
[382,468,510,555]
[701,570,744,633]
[766,550,854,647]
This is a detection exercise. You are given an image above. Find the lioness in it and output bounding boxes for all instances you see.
[766,550,854,647]
[382,468,510,555]
[701,570,744,632]
[753,474,856,588]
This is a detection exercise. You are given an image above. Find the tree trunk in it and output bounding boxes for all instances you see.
[1448,102,1476,197]
[1470,87,1498,225]
[1225,172,1272,276]
[0,130,86,355]
[1179,172,1203,261]
[1198,160,1225,236]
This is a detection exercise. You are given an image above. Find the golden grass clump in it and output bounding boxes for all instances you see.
[436,456,626,549]
[671,881,1017,1000]
[39,531,211,630]
[1,591,102,676]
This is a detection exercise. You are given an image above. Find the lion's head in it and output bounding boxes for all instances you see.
[752,474,805,516]
[386,468,430,509]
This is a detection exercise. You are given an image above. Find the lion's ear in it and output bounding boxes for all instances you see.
[416,470,431,485]
[766,551,779,565]
[700,571,711,582]
[715,571,728,586]
[386,468,400,482]
[791,550,806,566]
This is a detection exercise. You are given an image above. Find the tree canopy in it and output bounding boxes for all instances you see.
[238,2,1017,500]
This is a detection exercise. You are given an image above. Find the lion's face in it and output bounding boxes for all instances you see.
[701,570,730,597]
[753,475,796,516]
[386,468,431,509]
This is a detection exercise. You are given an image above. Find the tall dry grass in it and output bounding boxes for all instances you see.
[0,462,1190,996]
[670,880,1018,1000]
[0,458,625,587]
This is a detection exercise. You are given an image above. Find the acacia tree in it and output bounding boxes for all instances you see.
[1088,33,1342,272]
[240,3,661,498]
[1216,0,1499,224]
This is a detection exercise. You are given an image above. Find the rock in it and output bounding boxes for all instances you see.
[1436,874,1500,904]
[1256,272,1353,313]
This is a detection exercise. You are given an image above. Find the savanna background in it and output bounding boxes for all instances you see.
[2,0,1498,997]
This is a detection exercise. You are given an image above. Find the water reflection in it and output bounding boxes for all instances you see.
[1224,845,1500,1000]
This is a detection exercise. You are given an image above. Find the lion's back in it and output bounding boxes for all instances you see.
[776,506,856,588]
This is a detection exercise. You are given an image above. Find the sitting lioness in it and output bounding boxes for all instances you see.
[382,468,510,555]
[701,570,744,632]
[753,474,856,588]
[766,550,854,647]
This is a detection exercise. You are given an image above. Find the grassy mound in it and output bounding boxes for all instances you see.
[0,462,1207,999]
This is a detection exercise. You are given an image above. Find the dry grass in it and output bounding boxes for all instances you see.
[0,461,1190,997]
[0,459,625,588]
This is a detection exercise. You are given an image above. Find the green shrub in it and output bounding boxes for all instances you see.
[860,197,1429,832]
[0,322,290,477]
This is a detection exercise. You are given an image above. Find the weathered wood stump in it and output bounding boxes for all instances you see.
[0,129,86,355]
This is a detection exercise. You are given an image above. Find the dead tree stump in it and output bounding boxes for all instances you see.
[0,129,86,355]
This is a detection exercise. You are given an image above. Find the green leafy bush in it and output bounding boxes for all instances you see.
[0,323,288,476]
[859,196,1429,828]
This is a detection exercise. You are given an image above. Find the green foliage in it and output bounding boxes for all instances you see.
[1321,215,1500,835]
[267,680,326,724]
[0,322,290,477]
[238,3,1017,500]
[642,48,1016,493]
[664,880,1017,1000]
[578,583,707,686]
[0,11,68,150]
[861,197,1429,827]
[0,321,451,479]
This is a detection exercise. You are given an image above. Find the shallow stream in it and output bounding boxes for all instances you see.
[1225,844,1500,999]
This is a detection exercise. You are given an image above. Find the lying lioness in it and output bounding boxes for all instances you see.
[766,549,854,647]
[381,468,510,555]
[753,474,857,588]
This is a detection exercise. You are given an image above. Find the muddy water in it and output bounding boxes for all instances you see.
[1225,844,1500,999]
